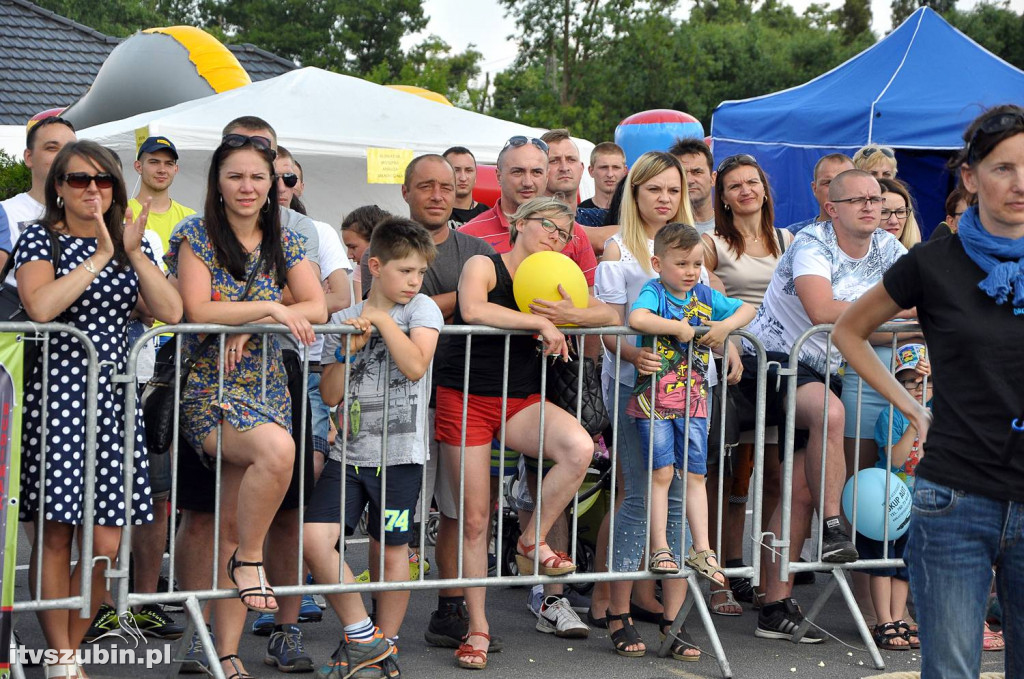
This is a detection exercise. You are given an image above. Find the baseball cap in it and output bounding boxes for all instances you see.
[894,343,927,374]
[137,136,178,160]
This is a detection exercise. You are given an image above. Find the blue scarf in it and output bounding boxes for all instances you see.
[957,205,1024,307]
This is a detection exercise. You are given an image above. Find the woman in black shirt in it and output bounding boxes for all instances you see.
[834,104,1024,679]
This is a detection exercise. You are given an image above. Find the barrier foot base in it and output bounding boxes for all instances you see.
[791,567,885,671]
[166,596,226,679]
[658,572,733,678]
[9,630,26,679]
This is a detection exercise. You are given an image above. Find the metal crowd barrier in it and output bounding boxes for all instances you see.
[774,323,925,671]
[5,320,920,678]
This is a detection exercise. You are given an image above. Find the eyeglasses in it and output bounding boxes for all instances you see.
[277,173,298,188]
[716,154,758,175]
[898,377,925,388]
[222,133,277,158]
[503,136,549,153]
[525,216,572,244]
[831,196,885,208]
[880,207,909,221]
[62,172,115,189]
[966,111,1024,163]
[859,146,896,160]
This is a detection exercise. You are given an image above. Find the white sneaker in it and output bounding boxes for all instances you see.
[535,596,590,638]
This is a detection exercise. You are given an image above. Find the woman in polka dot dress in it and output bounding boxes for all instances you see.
[15,140,182,677]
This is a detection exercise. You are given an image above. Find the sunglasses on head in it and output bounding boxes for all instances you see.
[222,133,277,158]
[62,172,115,189]
[860,146,896,160]
[967,111,1024,163]
[277,172,298,188]
[716,153,758,174]
[503,135,549,153]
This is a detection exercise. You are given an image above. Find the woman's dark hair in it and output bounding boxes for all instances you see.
[951,104,1024,168]
[713,155,779,259]
[41,140,130,268]
[342,205,391,241]
[602,177,627,227]
[203,140,287,286]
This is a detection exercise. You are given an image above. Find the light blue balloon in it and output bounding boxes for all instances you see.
[841,468,912,542]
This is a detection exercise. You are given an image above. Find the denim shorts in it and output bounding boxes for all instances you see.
[307,372,330,455]
[635,416,709,475]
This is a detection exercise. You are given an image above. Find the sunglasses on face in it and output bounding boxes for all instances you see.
[967,111,1024,163]
[503,135,549,153]
[860,146,896,160]
[277,172,298,188]
[62,172,115,189]
[525,216,572,244]
[716,153,758,175]
[221,133,277,158]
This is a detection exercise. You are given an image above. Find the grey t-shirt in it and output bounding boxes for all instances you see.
[694,216,716,235]
[280,207,320,355]
[360,229,494,299]
[322,294,443,466]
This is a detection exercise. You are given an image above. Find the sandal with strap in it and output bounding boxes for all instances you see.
[730,575,756,603]
[659,618,701,661]
[515,538,576,576]
[227,549,279,613]
[455,631,491,670]
[872,622,910,651]
[983,622,1004,652]
[685,546,725,585]
[607,611,646,658]
[220,655,254,679]
[896,620,921,649]
[649,547,680,575]
[709,587,743,616]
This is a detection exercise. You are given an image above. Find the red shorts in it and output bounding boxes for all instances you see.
[435,386,542,447]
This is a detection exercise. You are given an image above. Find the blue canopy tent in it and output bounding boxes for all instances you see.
[710,7,1024,236]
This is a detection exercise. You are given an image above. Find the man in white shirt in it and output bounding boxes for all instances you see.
[746,169,909,643]
[0,116,77,270]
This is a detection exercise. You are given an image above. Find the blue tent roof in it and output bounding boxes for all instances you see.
[710,7,1024,230]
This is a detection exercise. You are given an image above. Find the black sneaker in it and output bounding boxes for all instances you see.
[755,598,824,643]
[132,604,185,640]
[821,517,859,563]
[424,604,468,648]
[424,603,503,651]
[83,604,119,643]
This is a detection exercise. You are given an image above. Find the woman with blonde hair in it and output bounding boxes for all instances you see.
[878,177,922,249]
[853,144,898,179]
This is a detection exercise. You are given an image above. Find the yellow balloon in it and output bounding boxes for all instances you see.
[512,251,588,322]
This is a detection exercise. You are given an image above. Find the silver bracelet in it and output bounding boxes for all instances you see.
[83,258,98,276]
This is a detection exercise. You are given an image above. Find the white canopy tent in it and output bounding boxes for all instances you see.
[79,67,595,227]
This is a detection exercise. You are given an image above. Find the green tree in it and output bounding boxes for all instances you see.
[0,151,31,203]
[839,0,873,41]
[946,1,1024,69]
[891,0,957,28]
[33,0,171,36]
[366,36,485,109]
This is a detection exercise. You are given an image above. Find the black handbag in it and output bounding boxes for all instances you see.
[546,336,609,437]
[0,228,62,377]
[141,250,263,455]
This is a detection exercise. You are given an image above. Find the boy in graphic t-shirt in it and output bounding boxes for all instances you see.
[627,223,755,606]
[305,218,442,677]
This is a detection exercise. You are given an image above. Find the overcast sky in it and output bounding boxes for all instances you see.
[413,0,1024,83]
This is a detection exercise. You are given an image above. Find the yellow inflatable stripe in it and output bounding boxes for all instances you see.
[143,26,251,93]
[386,85,453,107]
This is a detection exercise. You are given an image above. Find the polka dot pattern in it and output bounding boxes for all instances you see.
[15,225,155,526]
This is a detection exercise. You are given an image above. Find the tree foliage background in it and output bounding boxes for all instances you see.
[28,0,1024,142]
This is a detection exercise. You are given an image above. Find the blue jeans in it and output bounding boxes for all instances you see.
[307,372,330,455]
[608,381,690,572]
[635,416,709,475]
[906,476,1024,678]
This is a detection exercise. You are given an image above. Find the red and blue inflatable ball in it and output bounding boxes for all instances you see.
[614,110,705,166]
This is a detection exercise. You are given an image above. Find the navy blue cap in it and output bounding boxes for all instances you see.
[137,136,178,160]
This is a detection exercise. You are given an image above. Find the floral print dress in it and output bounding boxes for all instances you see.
[165,217,303,455]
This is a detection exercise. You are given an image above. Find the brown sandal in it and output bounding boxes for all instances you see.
[456,631,491,670]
